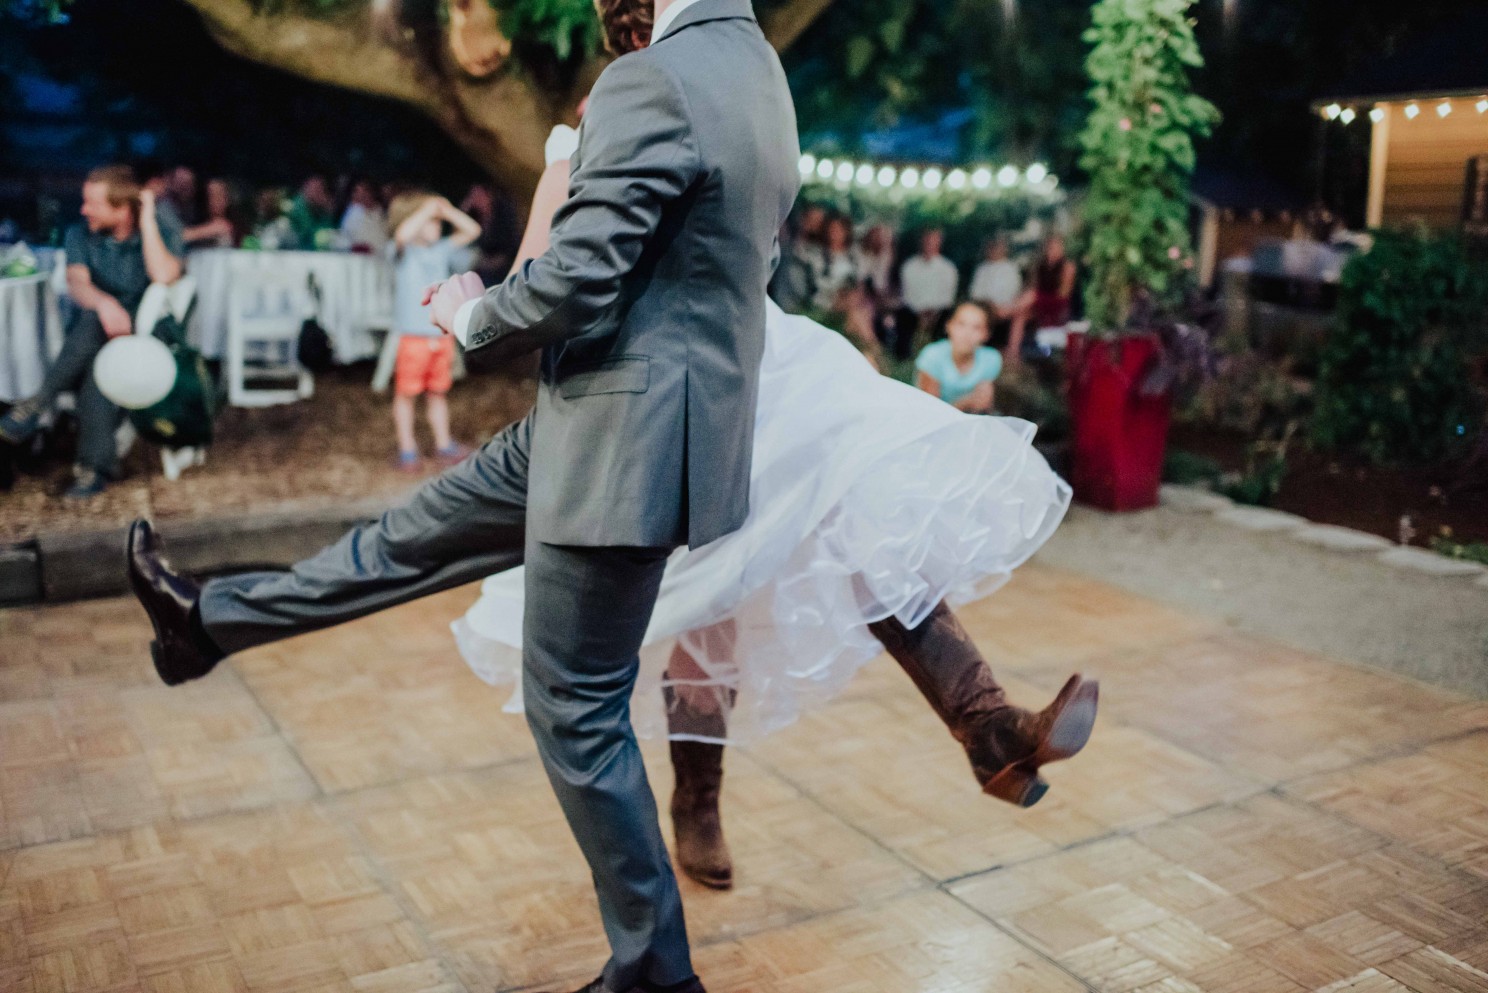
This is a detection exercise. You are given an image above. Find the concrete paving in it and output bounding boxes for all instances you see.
[1039,504,1488,699]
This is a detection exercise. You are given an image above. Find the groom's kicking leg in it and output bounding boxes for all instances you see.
[522,541,696,993]
[128,417,534,683]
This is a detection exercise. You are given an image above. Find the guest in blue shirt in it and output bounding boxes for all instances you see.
[914,301,1001,414]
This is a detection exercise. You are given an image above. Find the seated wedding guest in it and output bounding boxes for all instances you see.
[459,182,522,285]
[769,202,827,313]
[0,165,184,498]
[900,227,959,350]
[858,222,905,354]
[1029,233,1077,329]
[286,174,338,249]
[969,236,1031,363]
[807,212,860,313]
[183,177,244,248]
[857,223,896,301]
[914,301,1001,415]
[339,178,388,252]
[167,166,200,226]
[387,191,481,471]
[137,162,186,232]
[805,213,885,369]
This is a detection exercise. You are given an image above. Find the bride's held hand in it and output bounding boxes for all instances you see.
[423,271,486,335]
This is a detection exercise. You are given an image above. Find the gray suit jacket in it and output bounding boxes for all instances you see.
[464,0,799,550]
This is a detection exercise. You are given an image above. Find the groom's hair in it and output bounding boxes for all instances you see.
[594,0,653,54]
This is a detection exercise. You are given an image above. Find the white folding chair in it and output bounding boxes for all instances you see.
[226,272,315,408]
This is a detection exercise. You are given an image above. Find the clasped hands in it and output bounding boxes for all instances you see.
[422,271,486,336]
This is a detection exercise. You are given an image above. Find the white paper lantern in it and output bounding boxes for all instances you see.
[94,335,176,410]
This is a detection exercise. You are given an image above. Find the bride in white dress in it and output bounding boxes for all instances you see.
[452,0,1097,891]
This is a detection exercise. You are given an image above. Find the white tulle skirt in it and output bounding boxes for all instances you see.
[451,302,1071,743]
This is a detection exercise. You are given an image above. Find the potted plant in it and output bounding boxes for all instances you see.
[1068,0,1219,510]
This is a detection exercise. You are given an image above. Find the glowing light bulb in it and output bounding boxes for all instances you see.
[1437,100,1452,118]
[1339,108,1356,124]
[1369,107,1385,123]
[971,168,993,190]
[816,158,834,179]
[855,163,874,186]
[997,165,1019,188]
[947,169,968,190]
[835,161,854,183]
[799,154,816,176]
[1324,103,1342,120]
[923,168,943,190]
[877,166,897,187]
[1026,163,1048,184]
[901,167,921,189]
[1404,103,1420,119]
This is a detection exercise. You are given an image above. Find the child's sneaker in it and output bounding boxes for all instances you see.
[394,450,422,474]
[434,442,472,466]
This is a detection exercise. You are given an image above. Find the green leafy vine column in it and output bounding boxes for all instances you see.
[1077,0,1219,333]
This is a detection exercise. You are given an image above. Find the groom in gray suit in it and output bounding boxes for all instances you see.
[126,1,799,990]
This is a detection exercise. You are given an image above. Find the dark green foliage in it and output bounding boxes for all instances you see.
[1311,230,1488,465]
[1216,444,1287,506]
[1162,449,1221,486]
[1429,535,1488,567]
[488,0,598,62]
[1077,0,1218,333]
[786,0,1092,174]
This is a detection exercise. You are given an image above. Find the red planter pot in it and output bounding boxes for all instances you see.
[1065,331,1172,511]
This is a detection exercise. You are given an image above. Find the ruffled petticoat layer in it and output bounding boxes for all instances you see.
[451,412,1069,744]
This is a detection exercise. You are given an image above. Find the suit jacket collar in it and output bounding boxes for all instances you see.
[652,0,757,43]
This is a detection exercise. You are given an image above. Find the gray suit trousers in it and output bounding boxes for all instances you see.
[198,415,694,990]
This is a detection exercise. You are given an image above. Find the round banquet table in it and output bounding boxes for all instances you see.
[0,272,64,403]
[187,249,393,362]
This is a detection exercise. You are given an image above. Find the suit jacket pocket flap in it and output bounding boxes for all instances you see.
[558,356,651,399]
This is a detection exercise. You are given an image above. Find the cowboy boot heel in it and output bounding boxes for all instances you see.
[982,763,1051,808]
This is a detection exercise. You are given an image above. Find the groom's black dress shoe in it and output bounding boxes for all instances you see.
[541,977,706,993]
[126,519,223,686]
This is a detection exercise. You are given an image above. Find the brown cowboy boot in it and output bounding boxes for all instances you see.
[866,602,1098,808]
[663,685,734,890]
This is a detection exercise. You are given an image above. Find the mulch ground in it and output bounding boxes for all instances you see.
[8,367,1483,553]
[1169,422,1488,547]
[0,363,535,544]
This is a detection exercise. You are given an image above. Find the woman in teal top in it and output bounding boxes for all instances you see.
[914,301,1002,413]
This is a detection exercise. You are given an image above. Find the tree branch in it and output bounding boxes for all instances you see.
[177,0,557,190]
[760,0,834,50]
[178,0,436,110]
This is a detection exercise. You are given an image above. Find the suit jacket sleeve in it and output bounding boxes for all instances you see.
[463,56,701,363]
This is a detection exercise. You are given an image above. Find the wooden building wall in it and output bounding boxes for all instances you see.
[1374,100,1488,228]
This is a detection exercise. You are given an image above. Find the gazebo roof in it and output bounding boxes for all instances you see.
[1191,167,1305,213]
[1320,11,1488,104]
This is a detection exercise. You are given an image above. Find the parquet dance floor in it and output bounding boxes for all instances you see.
[2,564,1485,992]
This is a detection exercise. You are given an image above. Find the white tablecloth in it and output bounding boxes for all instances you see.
[187,249,393,362]
[0,273,63,403]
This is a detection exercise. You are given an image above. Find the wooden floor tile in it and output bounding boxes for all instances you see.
[689,889,1087,993]
[750,665,1258,880]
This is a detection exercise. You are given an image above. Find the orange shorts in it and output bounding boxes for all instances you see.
[394,335,454,397]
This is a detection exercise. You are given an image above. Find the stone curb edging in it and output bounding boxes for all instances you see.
[1159,484,1488,584]
[0,495,398,608]
[6,484,1483,607]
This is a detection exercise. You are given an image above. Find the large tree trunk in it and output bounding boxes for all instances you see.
[178,0,831,196]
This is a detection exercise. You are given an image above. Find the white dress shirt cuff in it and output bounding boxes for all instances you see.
[453,298,480,348]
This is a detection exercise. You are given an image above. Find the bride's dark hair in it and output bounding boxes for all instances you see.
[593,0,653,54]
